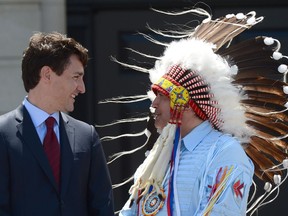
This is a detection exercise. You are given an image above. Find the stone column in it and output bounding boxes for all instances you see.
[41,0,66,33]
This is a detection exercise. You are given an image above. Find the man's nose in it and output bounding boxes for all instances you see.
[151,95,159,108]
[78,79,86,94]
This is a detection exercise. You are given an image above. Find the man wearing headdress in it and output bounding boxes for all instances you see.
[117,8,288,216]
[120,42,254,216]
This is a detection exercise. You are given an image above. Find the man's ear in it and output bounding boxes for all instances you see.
[184,105,192,112]
[40,66,52,81]
[183,106,197,118]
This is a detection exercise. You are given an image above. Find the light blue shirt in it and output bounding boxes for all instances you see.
[120,121,254,216]
[23,97,60,144]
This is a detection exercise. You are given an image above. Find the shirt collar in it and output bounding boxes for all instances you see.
[23,97,60,127]
[182,120,213,152]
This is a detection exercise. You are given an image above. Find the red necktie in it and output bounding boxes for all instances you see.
[43,117,60,187]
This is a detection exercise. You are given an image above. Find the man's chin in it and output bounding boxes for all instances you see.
[155,124,165,134]
[63,106,74,113]
[154,122,161,133]
[155,122,170,134]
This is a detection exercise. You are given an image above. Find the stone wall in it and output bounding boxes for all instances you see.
[0,0,66,114]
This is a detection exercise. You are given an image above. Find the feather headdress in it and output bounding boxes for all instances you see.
[101,7,288,214]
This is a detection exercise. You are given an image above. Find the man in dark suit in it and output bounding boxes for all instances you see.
[0,32,115,216]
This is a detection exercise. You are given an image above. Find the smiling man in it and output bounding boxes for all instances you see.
[0,32,115,216]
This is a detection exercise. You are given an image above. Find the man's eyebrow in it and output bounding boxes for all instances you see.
[74,71,84,76]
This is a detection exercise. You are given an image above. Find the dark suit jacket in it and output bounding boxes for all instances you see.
[0,105,115,216]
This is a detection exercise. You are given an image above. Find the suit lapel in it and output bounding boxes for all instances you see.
[59,113,74,198]
[16,106,59,192]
